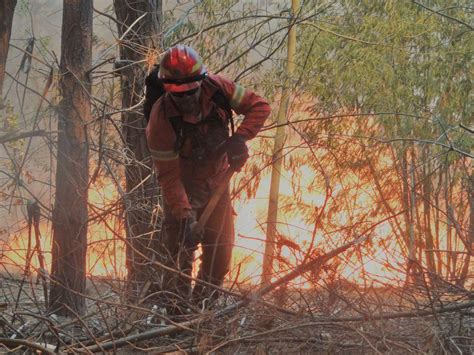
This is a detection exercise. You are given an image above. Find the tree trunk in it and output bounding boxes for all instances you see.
[399,147,412,259]
[445,163,453,279]
[49,0,92,316]
[422,147,436,275]
[113,0,162,300]
[469,171,474,255]
[262,0,299,286]
[404,146,423,286]
[457,169,473,286]
[434,166,443,276]
[0,0,17,107]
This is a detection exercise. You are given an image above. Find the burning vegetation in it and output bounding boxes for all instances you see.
[0,0,473,353]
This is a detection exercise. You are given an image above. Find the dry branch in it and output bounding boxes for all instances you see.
[323,299,474,322]
[0,130,53,144]
[0,337,55,354]
[82,233,370,352]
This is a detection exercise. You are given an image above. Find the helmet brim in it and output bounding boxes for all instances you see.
[163,81,201,93]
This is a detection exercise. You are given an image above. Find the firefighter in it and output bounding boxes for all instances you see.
[146,45,271,312]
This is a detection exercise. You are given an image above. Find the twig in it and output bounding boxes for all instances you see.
[84,314,207,352]
[8,43,52,68]
[118,13,147,42]
[82,231,376,352]
[261,112,425,132]
[412,1,473,30]
[63,304,106,354]
[459,123,473,134]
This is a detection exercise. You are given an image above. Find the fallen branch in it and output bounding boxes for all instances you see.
[324,299,474,322]
[83,234,369,352]
[0,338,55,354]
[84,314,207,352]
[83,212,404,352]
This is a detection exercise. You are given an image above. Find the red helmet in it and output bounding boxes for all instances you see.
[159,45,207,93]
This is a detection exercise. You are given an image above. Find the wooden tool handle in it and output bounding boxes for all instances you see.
[194,169,234,233]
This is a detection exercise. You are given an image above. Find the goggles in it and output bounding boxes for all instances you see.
[161,72,208,84]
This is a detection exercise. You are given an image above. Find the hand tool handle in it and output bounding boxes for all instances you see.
[193,169,234,234]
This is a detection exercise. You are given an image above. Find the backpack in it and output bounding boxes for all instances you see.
[143,65,235,134]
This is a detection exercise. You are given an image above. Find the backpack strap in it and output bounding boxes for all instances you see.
[168,116,186,152]
[144,65,165,122]
[206,77,235,135]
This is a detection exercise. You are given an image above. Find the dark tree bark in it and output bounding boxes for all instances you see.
[113,0,162,300]
[0,0,17,107]
[49,0,92,316]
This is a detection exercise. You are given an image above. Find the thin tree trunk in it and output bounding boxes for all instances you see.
[434,165,443,276]
[457,169,473,286]
[400,146,415,261]
[262,0,299,286]
[113,0,162,300]
[49,0,92,316]
[422,147,436,275]
[408,149,421,283]
[469,170,474,254]
[0,0,17,107]
[445,162,453,279]
[403,146,424,286]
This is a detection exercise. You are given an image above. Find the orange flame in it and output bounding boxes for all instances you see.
[2,125,408,287]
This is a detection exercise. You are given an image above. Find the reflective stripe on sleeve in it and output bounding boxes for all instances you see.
[230,84,246,109]
[191,59,203,73]
[149,148,179,161]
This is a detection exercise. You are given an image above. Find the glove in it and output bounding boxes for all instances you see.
[227,134,249,171]
[179,213,202,248]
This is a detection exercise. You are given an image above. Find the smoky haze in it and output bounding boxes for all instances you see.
[1,0,281,238]
[1,0,119,236]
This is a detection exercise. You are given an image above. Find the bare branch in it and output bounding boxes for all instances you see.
[413,1,473,30]
[0,338,55,354]
[0,129,55,144]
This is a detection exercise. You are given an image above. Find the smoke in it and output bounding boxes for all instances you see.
[0,0,115,237]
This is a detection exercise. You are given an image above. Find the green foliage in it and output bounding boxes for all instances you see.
[275,0,474,277]
[0,103,24,174]
[1,102,19,133]
[297,0,471,146]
